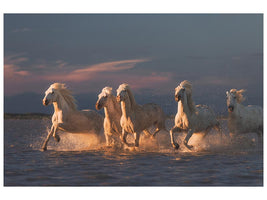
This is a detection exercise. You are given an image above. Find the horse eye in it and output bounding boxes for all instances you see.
[51,91,54,94]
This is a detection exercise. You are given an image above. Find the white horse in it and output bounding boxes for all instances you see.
[95,86,122,146]
[116,83,167,147]
[170,80,221,150]
[226,89,263,140]
[41,83,104,151]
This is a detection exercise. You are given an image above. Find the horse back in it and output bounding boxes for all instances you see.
[240,105,262,127]
[141,103,165,120]
[81,109,104,122]
[228,104,263,134]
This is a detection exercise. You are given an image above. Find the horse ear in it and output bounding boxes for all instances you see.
[238,89,246,94]
[226,91,229,96]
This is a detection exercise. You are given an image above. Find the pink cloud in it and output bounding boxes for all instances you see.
[43,58,150,82]
[4,55,174,95]
[14,70,31,76]
[126,73,171,89]
[4,55,31,78]
[97,71,173,94]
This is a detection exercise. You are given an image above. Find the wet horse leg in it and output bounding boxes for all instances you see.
[105,131,114,146]
[52,123,64,142]
[170,126,181,149]
[134,132,140,147]
[214,123,223,143]
[143,129,151,136]
[41,125,54,151]
[184,129,194,149]
[121,128,129,146]
[152,128,161,138]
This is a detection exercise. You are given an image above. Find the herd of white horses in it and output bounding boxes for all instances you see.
[41,81,263,151]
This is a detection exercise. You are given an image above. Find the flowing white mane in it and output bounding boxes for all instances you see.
[98,86,113,98]
[229,89,246,103]
[117,83,137,108]
[50,83,77,110]
[179,80,196,112]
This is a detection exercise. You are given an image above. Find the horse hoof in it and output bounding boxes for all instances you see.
[172,143,180,150]
[185,144,193,150]
[41,146,47,151]
[54,135,60,142]
[150,135,156,139]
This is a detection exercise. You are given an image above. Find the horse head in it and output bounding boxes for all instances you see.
[226,89,246,112]
[96,87,113,110]
[43,84,59,106]
[42,83,77,110]
[116,83,129,103]
[175,85,186,102]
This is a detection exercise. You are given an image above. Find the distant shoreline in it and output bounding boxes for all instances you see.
[4,113,51,119]
[4,113,227,120]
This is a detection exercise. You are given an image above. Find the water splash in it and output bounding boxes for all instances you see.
[33,118,262,154]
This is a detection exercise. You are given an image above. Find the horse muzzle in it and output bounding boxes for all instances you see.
[228,106,234,112]
[43,99,49,106]
[95,102,101,110]
[175,95,181,102]
[116,96,121,102]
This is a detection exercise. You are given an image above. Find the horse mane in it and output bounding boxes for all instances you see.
[98,86,113,98]
[51,83,77,110]
[230,89,246,103]
[118,83,137,108]
[180,80,196,112]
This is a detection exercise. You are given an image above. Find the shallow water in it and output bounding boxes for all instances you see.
[4,119,263,186]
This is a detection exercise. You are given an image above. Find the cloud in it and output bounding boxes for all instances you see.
[125,73,172,90]
[4,54,31,78]
[4,55,174,95]
[43,58,151,82]
[97,71,173,94]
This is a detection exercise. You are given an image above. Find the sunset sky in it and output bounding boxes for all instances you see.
[4,14,263,106]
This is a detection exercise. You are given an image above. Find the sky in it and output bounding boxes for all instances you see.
[4,14,263,107]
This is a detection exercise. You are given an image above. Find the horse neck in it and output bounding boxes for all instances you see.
[178,94,192,117]
[229,102,243,118]
[53,94,74,114]
[120,96,132,118]
[104,95,121,119]
[127,89,137,109]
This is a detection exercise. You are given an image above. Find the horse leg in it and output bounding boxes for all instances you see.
[202,126,212,140]
[121,129,129,146]
[52,124,60,142]
[41,125,54,151]
[104,132,112,146]
[170,126,180,149]
[184,129,194,149]
[152,120,166,138]
[143,129,152,137]
[134,132,140,147]
[152,128,161,138]
[214,123,223,142]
